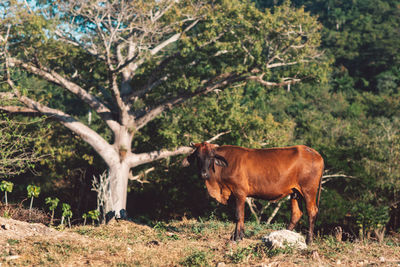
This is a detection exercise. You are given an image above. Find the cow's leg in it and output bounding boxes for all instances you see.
[287,194,303,231]
[231,196,246,241]
[304,195,318,244]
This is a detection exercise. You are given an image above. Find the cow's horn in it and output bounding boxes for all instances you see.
[189,142,195,147]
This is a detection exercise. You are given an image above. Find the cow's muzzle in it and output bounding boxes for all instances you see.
[201,170,209,179]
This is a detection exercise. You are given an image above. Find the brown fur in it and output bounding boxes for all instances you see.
[183,142,324,244]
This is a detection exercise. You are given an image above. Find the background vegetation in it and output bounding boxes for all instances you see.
[0,0,399,243]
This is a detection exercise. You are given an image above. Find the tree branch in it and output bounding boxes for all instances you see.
[321,173,357,185]
[54,29,106,61]
[2,75,119,166]
[0,105,39,114]
[126,131,231,168]
[128,146,193,168]
[247,74,301,87]
[127,19,200,76]
[8,58,120,132]
[129,167,155,183]
[134,72,245,130]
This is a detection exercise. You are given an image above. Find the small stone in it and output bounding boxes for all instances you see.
[379,257,385,263]
[147,240,159,246]
[9,248,17,256]
[1,224,11,230]
[216,262,226,267]
[336,259,341,265]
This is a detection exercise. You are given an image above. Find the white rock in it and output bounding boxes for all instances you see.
[262,230,307,250]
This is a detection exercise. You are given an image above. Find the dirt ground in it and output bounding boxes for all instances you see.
[1,216,400,266]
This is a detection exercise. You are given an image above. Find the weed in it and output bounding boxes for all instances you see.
[180,250,210,267]
[2,210,10,218]
[246,242,295,258]
[7,239,20,245]
[245,223,265,238]
[227,246,254,263]
[75,227,95,236]
[265,245,294,257]
[45,254,56,263]
[318,235,352,258]
[191,223,205,234]
[267,222,286,230]
[153,221,168,232]
[385,239,399,247]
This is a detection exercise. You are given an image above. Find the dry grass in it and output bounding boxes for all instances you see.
[0,217,399,266]
[0,203,49,224]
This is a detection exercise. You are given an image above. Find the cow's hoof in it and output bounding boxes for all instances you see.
[230,230,244,242]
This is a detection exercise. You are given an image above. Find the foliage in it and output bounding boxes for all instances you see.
[86,210,100,225]
[141,85,295,151]
[45,197,59,225]
[27,184,40,216]
[0,114,44,177]
[27,184,40,199]
[61,203,72,228]
[180,250,210,267]
[45,197,59,211]
[0,180,13,193]
[0,180,13,205]
[256,0,400,91]
[351,203,390,240]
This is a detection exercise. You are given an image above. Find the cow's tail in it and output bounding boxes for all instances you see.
[316,162,324,214]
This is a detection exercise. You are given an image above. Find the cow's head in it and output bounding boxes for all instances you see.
[182,141,228,179]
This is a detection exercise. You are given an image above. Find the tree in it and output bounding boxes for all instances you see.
[258,0,400,91]
[0,0,326,218]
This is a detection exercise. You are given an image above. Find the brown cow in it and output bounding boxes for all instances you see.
[182,142,324,244]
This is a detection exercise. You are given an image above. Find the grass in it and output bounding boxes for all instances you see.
[0,218,399,266]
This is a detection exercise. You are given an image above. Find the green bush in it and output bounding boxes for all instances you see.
[351,202,389,240]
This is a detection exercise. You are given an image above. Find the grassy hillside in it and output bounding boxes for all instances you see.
[1,217,399,266]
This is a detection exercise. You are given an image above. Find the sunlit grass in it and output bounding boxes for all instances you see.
[0,218,399,266]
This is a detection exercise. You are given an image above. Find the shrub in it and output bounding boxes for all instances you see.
[351,202,390,241]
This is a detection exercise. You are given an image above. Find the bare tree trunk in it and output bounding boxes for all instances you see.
[107,162,130,219]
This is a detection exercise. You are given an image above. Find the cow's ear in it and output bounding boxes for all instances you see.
[214,154,228,167]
